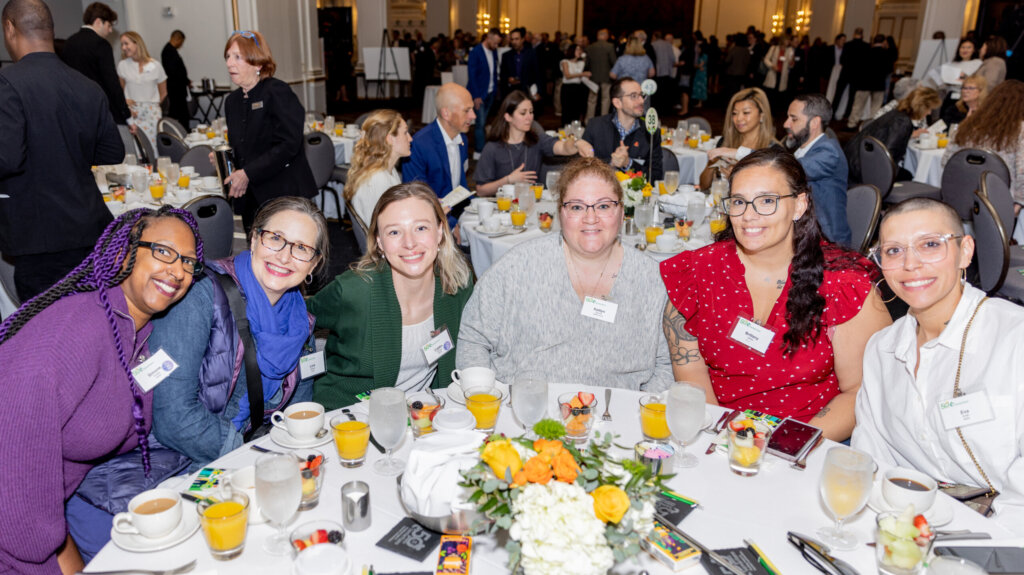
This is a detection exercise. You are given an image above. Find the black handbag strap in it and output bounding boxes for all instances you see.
[212,272,265,442]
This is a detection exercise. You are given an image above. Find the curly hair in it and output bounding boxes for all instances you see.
[0,206,203,474]
[722,88,775,150]
[954,79,1024,152]
[345,109,405,202]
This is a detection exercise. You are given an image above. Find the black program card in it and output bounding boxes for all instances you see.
[654,492,697,526]
[700,547,771,575]
[375,517,443,562]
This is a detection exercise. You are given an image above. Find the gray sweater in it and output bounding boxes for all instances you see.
[456,233,674,392]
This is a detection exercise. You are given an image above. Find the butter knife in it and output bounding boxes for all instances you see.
[705,408,740,454]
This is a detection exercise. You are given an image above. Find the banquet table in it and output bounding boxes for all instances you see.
[903,143,946,188]
[663,144,711,187]
[84,383,1016,574]
[93,164,222,217]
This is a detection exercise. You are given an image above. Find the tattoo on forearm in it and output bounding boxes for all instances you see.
[663,304,702,366]
[816,406,831,418]
[671,348,703,366]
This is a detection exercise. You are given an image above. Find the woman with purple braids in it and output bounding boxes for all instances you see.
[0,206,202,574]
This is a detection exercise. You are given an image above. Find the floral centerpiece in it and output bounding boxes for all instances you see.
[615,170,652,218]
[460,419,666,575]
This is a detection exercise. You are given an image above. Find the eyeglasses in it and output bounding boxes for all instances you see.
[620,92,644,101]
[138,241,204,275]
[961,86,979,91]
[869,233,962,270]
[232,30,259,47]
[561,200,621,218]
[256,229,320,262]
[720,194,797,217]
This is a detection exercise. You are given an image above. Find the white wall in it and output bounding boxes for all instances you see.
[920,0,968,40]
[425,0,450,38]
[696,0,775,39]
[842,0,875,36]
[123,0,233,85]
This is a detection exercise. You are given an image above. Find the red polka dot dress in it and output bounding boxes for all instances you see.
[660,240,873,422]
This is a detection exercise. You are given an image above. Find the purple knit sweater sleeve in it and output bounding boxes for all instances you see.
[0,286,152,574]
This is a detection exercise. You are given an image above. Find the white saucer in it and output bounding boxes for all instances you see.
[445,381,506,405]
[648,240,685,254]
[474,224,512,237]
[269,426,333,449]
[867,480,954,526]
[110,508,199,553]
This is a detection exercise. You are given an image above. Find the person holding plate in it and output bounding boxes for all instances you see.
[310,182,474,409]
[457,157,673,391]
[661,148,891,441]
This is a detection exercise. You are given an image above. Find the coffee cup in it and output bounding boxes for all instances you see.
[882,467,937,513]
[498,184,515,197]
[113,489,182,539]
[271,401,325,440]
[478,201,495,220]
[482,215,501,232]
[450,366,496,390]
[227,466,262,523]
[200,176,220,190]
[470,198,485,210]
[655,233,677,252]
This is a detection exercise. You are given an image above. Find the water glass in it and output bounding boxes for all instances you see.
[635,203,655,230]
[664,170,680,195]
[255,452,302,555]
[369,387,407,475]
[124,153,137,166]
[166,163,180,189]
[545,171,561,193]
[818,446,875,550]
[510,370,548,432]
[686,198,706,226]
[665,383,705,468]
[515,182,534,214]
[156,156,172,179]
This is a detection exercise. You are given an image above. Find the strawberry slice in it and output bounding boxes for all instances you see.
[577,392,596,406]
[560,403,571,420]
[913,515,933,538]
[293,539,308,551]
[311,529,329,544]
[729,420,747,432]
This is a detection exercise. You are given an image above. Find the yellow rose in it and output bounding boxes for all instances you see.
[592,485,631,524]
[480,439,522,481]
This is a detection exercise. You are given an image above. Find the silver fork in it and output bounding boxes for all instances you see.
[602,388,613,421]
[77,559,197,575]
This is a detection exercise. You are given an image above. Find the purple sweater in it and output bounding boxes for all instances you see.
[0,286,153,573]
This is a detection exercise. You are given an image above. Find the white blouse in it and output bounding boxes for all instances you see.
[396,315,437,393]
[351,168,400,227]
[561,59,586,85]
[117,58,167,104]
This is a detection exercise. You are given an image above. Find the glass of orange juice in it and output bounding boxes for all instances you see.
[197,490,249,561]
[700,131,711,143]
[645,225,663,244]
[532,185,544,201]
[709,211,728,235]
[937,134,949,148]
[510,209,527,230]
[496,195,513,212]
[206,128,217,139]
[688,137,699,149]
[330,413,370,468]
[177,174,191,189]
[639,394,671,440]
[465,385,502,433]
[148,175,166,203]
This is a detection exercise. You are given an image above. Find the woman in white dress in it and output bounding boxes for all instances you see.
[117,31,167,147]
[344,109,411,227]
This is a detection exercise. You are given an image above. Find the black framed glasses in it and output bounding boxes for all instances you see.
[869,233,962,270]
[138,241,203,275]
[561,200,621,218]
[720,193,798,217]
[256,229,320,262]
[232,30,259,47]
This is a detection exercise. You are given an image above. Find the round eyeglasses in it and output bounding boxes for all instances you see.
[256,229,320,262]
[869,233,963,270]
[719,194,798,217]
[138,241,203,275]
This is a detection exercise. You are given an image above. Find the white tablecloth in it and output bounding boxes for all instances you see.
[664,145,711,186]
[185,135,227,149]
[422,85,440,125]
[84,383,1015,574]
[330,135,357,166]
[903,144,945,187]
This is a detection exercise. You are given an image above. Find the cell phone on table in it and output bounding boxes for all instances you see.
[934,546,1024,574]
[766,417,822,462]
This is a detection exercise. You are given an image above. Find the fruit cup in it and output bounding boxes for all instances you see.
[407,391,444,438]
[639,395,670,440]
[290,519,345,556]
[558,391,599,444]
[538,212,554,232]
[727,419,771,476]
[875,511,934,575]
[294,449,326,510]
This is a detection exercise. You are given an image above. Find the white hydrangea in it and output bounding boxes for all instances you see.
[622,500,656,537]
[621,183,643,208]
[510,482,615,575]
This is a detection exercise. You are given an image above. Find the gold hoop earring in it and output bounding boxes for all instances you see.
[873,277,898,304]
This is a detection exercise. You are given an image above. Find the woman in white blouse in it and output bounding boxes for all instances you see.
[853,198,1024,534]
[117,31,167,146]
[560,44,590,126]
[344,109,411,227]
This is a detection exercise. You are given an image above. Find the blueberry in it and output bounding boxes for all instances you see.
[328,530,343,543]
[302,469,313,479]
[412,401,424,410]
[307,454,316,463]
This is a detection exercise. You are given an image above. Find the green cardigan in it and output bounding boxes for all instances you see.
[308,265,474,409]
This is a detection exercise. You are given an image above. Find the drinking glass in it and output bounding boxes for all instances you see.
[665,383,705,468]
[818,446,875,551]
[156,156,172,179]
[511,370,548,432]
[197,490,249,561]
[663,171,680,195]
[369,387,407,475]
[639,395,670,441]
[545,171,561,193]
[166,164,180,190]
[635,203,655,230]
[686,198,706,226]
[465,385,503,433]
[515,182,534,214]
[124,153,137,166]
[255,451,302,555]
[331,413,370,467]
[148,175,166,204]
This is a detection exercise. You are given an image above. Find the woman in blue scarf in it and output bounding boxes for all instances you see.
[148,197,330,469]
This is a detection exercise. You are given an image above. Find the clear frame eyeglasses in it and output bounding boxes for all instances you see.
[255,229,320,262]
[869,233,963,270]
[719,194,798,217]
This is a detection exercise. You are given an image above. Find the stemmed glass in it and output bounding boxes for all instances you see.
[545,171,561,193]
[818,446,875,551]
[511,370,549,434]
[665,382,705,468]
[370,387,407,475]
[663,170,680,195]
[254,452,302,555]
[686,198,707,228]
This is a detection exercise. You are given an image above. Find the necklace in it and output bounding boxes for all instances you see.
[505,141,527,172]
[566,243,617,299]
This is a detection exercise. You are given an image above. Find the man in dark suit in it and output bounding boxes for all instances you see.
[500,27,540,101]
[581,77,663,181]
[467,27,500,155]
[61,2,131,130]
[784,93,852,247]
[161,29,190,129]
[0,0,124,302]
[838,28,868,126]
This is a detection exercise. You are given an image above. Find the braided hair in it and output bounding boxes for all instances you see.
[0,206,204,474]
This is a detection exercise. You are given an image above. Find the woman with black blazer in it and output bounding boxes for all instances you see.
[222,30,317,231]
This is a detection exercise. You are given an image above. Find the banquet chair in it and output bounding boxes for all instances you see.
[661,147,680,173]
[355,113,371,129]
[344,196,369,254]
[132,130,157,166]
[845,184,881,254]
[184,195,234,261]
[941,149,1011,221]
[859,136,940,204]
[684,116,711,134]
[970,189,1009,294]
[156,132,188,163]
[304,131,341,221]
[157,118,188,141]
[980,171,1016,245]
[0,251,19,309]
[179,145,217,178]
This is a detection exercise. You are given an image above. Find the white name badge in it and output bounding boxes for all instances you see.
[422,328,454,364]
[131,348,178,392]
[938,391,995,430]
[299,351,326,379]
[728,317,776,355]
[581,296,618,323]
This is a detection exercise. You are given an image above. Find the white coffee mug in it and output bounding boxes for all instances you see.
[450,366,496,389]
[882,467,937,513]
[200,176,220,190]
[478,202,496,220]
[655,234,677,251]
[227,466,262,523]
[482,215,501,232]
[271,401,325,440]
[112,489,182,539]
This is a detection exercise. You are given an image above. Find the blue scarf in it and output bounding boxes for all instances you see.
[230,251,310,430]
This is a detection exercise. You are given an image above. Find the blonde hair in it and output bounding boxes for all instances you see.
[346,109,405,202]
[352,182,471,295]
[120,31,152,63]
[896,87,941,120]
[956,74,988,114]
[722,87,775,149]
[624,38,646,56]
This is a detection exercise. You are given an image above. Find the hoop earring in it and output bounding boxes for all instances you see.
[305,273,313,285]
[873,278,898,304]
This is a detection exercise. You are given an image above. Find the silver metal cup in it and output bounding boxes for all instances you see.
[341,481,370,532]
[213,145,234,190]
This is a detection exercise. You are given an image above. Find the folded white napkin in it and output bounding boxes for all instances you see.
[401,431,485,517]
[660,189,706,206]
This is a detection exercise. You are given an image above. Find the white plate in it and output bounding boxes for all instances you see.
[269,425,333,449]
[110,507,199,553]
[647,240,685,254]
[867,479,954,526]
[474,224,513,237]
[445,381,506,405]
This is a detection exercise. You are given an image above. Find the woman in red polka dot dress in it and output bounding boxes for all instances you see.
[660,148,892,441]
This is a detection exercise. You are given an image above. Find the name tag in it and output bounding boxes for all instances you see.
[938,391,995,430]
[422,327,454,364]
[299,351,326,379]
[581,296,618,323]
[728,317,776,355]
[131,348,178,392]
[251,101,264,110]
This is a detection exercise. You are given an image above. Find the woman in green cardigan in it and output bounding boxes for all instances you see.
[309,182,474,408]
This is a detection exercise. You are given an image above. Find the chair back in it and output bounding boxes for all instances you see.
[304,131,336,190]
[980,170,1015,239]
[157,132,188,163]
[845,184,882,254]
[971,189,1009,294]
[0,251,19,311]
[661,147,680,173]
[132,130,157,166]
[184,195,234,261]
[684,116,712,133]
[355,112,372,129]
[858,136,896,200]
[942,148,1011,220]
[344,196,369,254]
[179,145,217,178]
[157,118,188,140]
